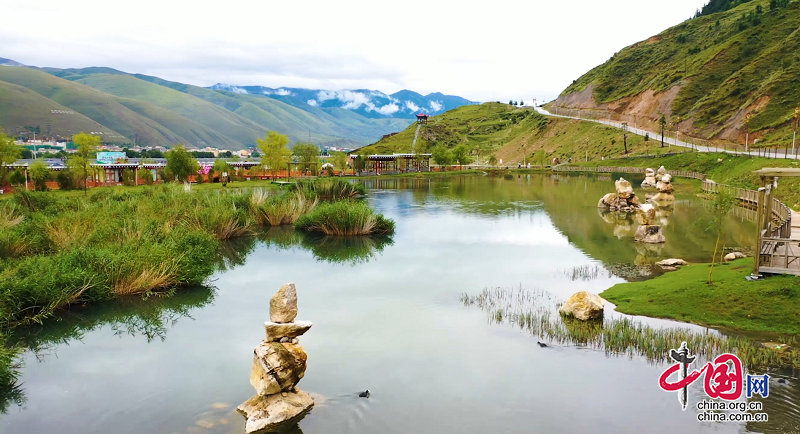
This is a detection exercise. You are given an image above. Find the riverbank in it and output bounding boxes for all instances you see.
[602,258,800,335]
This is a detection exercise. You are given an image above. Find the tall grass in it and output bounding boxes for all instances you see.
[250,190,318,226]
[461,286,800,369]
[290,178,367,200]
[295,200,395,236]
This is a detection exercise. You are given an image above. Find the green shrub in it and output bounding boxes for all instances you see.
[290,178,367,200]
[55,171,75,190]
[295,200,395,235]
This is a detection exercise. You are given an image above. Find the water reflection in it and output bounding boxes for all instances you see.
[260,227,394,266]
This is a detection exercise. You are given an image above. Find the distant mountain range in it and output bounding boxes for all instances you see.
[208,84,475,119]
[0,58,477,150]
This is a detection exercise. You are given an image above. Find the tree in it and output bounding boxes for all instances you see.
[141,168,155,185]
[705,190,737,284]
[213,158,229,177]
[165,145,199,182]
[488,155,498,167]
[56,170,76,190]
[509,100,514,105]
[71,132,101,194]
[292,142,320,174]
[257,131,292,176]
[658,114,667,148]
[353,155,366,175]
[532,149,547,169]
[452,144,473,166]
[330,151,348,172]
[0,130,22,186]
[28,160,51,191]
[432,145,454,168]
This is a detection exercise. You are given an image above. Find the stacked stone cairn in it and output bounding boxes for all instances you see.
[237,283,315,434]
[652,172,676,203]
[641,168,658,188]
[634,203,665,244]
[598,178,641,212]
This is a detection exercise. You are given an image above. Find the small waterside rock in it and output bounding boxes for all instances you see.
[656,258,688,267]
[237,390,315,434]
[559,291,605,321]
[270,283,298,323]
[724,252,746,262]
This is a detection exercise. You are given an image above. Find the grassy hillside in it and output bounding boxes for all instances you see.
[0,66,178,145]
[557,0,800,147]
[359,103,688,164]
[0,80,120,139]
[74,74,268,147]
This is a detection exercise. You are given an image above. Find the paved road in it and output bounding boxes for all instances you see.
[534,106,800,160]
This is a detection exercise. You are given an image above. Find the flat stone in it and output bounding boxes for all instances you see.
[559,291,605,321]
[237,389,314,434]
[657,258,688,266]
[250,342,308,395]
[270,283,298,323]
[264,321,313,342]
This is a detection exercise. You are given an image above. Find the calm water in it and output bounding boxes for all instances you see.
[4,174,799,434]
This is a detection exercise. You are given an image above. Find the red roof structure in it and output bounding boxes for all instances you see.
[416,113,428,118]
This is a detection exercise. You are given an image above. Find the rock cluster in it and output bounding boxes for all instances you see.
[598,178,641,212]
[724,252,746,262]
[641,168,657,188]
[238,283,314,434]
[634,204,666,244]
[652,169,676,203]
[559,291,605,321]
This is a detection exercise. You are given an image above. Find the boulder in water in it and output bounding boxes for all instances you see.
[250,342,308,395]
[634,225,666,244]
[237,390,314,434]
[559,291,605,321]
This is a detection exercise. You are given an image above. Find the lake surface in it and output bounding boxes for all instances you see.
[3,174,798,434]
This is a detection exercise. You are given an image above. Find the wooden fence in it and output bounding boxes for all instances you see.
[553,165,706,180]
[701,181,792,239]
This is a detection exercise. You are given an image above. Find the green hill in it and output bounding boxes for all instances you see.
[359,102,680,164]
[555,0,800,148]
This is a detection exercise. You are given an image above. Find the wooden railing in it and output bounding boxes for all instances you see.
[701,181,792,239]
[553,165,706,180]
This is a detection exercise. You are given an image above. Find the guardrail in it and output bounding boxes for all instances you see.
[702,181,792,239]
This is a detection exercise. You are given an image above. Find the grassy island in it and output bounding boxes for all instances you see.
[602,259,800,335]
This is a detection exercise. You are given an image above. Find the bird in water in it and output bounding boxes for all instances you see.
[358,390,370,398]
[778,379,787,384]
[537,341,548,348]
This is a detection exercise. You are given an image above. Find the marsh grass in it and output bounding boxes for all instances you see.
[291,178,367,200]
[251,190,318,226]
[561,264,606,281]
[461,286,800,369]
[295,200,395,235]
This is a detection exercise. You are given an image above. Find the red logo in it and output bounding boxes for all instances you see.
[658,342,744,410]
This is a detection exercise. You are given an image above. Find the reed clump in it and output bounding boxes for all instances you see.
[290,178,367,200]
[294,200,395,236]
[461,286,800,370]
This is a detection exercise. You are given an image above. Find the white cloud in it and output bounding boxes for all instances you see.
[376,103,399,115]
[429,101,443,112]
[307,99,318,106]
[274,88,294,96]
[404,101,421,113]
[0,0,709,102]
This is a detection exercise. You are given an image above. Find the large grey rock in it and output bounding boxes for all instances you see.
[237,390,314,434]
[559,291,605,321]
[634,225,666,244]
[250,342,308,396]
[264,321,313,342]
[270,283,298,323]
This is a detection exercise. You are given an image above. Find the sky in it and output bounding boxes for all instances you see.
[2,0,709,104]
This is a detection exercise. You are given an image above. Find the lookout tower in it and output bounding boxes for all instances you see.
[416,113,429,125]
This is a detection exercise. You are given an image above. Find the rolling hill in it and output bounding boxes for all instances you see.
[0,62,474,149]
[553,0,800,148]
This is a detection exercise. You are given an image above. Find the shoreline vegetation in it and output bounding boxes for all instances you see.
[0,178,394,403]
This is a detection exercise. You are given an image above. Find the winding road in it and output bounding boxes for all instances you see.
[534,106,800,160]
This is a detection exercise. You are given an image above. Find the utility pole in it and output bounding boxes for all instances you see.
[793,107,798,157]
[745,113,752,153]
[622,122,629,154]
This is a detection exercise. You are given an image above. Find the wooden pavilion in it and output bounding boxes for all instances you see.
[349,153,432,175]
